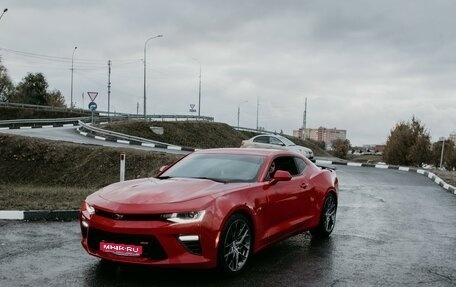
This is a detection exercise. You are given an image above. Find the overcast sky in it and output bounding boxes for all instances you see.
[1,0,455,146]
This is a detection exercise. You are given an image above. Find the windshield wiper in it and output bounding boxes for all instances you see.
[193,177,228,184]
[157,176,173,180]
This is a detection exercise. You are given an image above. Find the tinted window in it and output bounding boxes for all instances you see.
[275,135,296,146]
[253,136,269,143]
[273,156,299,175]
[270,136,284,146]
[294,157,307,174]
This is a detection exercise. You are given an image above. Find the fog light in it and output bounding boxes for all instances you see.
[178,235,199,241]
[178,235,202,255]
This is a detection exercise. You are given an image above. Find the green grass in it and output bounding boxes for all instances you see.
[0,184,94,210]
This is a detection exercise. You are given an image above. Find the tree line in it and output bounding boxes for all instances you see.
[382,117,455,170]
[0,58,65,107]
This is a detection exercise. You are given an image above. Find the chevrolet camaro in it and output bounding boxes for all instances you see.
[80,148,338,274]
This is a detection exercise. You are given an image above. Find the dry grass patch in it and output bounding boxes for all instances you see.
[0,184,94,210]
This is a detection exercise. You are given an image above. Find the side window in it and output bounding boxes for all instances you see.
[270,137,283,146]
[253,136,269,143]
[294,157,307,174]
[274,156,299,175]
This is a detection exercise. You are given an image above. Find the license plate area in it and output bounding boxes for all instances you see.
[100,242,143,257]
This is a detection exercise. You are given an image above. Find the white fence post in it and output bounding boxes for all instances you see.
[120,152,126,182]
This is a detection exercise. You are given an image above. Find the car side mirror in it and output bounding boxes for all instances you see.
[269,170,292,185]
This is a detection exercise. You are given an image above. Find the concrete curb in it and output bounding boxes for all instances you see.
[0,210,78,221]
[315,159,456,195]
[0,123,79,129]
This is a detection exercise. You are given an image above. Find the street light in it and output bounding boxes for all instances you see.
[143,34,163,119]
[70,46,77,109]
[439,137,446,169]
[237,100,248,128]
[0,8,8,21]
[191,57,202,117]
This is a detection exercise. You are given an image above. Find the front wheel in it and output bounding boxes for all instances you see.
[310,193,337,238]
[218,213,252,274]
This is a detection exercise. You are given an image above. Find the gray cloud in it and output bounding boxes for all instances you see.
[1,0,455,145]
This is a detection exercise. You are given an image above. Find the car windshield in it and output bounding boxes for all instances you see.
[275,135,296,146]
[159,153,266,183]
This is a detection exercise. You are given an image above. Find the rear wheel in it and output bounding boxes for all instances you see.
[310,193,337,238]
[218,214,252,274]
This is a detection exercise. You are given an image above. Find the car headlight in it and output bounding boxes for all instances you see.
[160,211,205,223]
[85,202,95,215]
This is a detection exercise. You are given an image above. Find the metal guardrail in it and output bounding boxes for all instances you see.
[78,121,177,147]
[0,101,80,112]
[234,126,276,135]
[0,117,91,125]
[1,102,214,122]
[101,114,214,122]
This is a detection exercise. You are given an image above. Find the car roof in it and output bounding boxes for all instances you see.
[253,134,281,137]
[194,147,296,157]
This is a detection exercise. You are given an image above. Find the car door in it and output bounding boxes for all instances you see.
[268,136,286,150]
[252,135,271,149]
[261,156,312,241]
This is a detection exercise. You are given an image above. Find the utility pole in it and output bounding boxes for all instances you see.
[302,97,307,139]
[198,65,202,117]
[108,60,112,122]
[256,96,259,130]
[143,35,163,120]
[439,137,445,169]
[70,46,77,109]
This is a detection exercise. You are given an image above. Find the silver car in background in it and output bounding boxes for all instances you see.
[241,134,314,159]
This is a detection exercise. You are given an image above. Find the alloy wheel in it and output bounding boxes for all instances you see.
[222,217,251,272]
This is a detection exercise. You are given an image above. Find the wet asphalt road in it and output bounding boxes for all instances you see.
[1,166,455,287]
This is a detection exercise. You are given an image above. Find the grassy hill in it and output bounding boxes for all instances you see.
[0,106,91,120]
[0,106,329,210]
[102,120,329,156]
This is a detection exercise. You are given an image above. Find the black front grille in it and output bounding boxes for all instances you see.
[95,209,164,221]
[88,228,167,260]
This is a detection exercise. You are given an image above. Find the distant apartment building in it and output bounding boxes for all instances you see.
[293,127,347,143]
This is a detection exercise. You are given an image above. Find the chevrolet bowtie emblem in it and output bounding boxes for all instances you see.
[114,214,124,220]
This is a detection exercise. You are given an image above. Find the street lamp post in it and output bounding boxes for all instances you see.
[191,58,202,117]
[70,46,77,109]
[439,137,446,169]
[143,34,163,119]
[0,8,8,21]
[198,63,202,117]
[237,100,248,128]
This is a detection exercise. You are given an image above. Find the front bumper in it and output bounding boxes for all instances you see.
[79,210,218,269]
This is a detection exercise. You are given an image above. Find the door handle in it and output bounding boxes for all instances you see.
[300,183,308,189]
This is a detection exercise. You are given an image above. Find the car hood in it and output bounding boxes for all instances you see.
[87,177,252,212]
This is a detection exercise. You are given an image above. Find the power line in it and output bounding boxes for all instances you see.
[0,46,141,64]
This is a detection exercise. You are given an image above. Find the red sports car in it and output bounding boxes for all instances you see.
[80,148,338,273]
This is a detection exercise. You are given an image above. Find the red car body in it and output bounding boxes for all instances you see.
[80,148,338,273]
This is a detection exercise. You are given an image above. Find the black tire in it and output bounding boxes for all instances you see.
[218,213,252,274]
[310,193,337,238]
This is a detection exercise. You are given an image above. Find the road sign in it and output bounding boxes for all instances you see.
[189,104,196,113]
[87,92,99,102]
[88,102,97,111]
